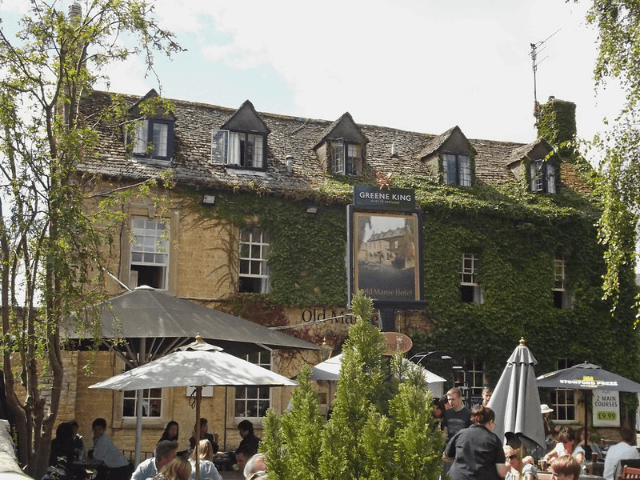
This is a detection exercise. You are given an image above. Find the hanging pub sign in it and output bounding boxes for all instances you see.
[347,186,426,312]
[592,389,620,427]
[353,185,416,210]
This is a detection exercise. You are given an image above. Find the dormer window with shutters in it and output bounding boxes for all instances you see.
[313,112,367,177]
[506,139,558,194]
[530,159,556,194]
[125,90,175,164]
[331,140,362,176]
[211,100,269,173]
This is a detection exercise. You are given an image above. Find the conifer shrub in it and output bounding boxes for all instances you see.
[262,291,444,479]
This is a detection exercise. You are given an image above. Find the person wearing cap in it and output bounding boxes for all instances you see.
[541,404,560,449]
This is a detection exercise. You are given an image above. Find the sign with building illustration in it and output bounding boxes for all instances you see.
[347,186,425,311]
[592,389,620,427]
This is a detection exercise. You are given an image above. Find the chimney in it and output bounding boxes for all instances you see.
[68,1,82,25]
[536,97,576,146]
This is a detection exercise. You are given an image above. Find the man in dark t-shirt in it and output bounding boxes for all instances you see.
[442,387,472,442]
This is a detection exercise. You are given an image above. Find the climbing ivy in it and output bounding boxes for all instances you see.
[173,153,638,388]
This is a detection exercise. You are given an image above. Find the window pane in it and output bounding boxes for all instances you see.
[459,155,471,186]
[133,120,148,154]
[443,154,456,185]
[238,227,270,293]
[248,134,263,168]
[152,123,168,157]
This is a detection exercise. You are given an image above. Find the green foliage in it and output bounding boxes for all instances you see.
[181,158,637,388]
[578,0,640,317]
[538,100,577,146]
[262,292,444,480]
[0,1,181,476]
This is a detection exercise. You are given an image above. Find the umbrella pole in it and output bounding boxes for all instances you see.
[134,337,146,466]
[196,386,202,480]
[223,386,228,451]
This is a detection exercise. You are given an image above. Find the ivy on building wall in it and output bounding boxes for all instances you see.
[177,142,638,390]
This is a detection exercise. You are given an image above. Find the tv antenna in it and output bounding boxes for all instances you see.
[531,29,559,125]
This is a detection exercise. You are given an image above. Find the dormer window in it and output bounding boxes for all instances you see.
[331,141,361,176]
[530,160,556,193]
[129,119,174,162]
[443,153,471,186]
[211,100,270,172]
[212,131,266,170]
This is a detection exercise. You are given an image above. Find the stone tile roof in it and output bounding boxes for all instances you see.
[77,91,588,195]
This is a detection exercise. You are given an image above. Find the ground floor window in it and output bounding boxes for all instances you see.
[234,351,271,419]
[123,388,162,418]
[550,388,576,421]
[464,358,484,406]
[550,359,577,422]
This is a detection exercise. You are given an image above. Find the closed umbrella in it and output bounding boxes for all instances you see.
[90,336,297,480]
[537,362,640,431]
[487,338,545,453]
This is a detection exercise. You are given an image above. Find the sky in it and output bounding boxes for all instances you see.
[0,0,627,147]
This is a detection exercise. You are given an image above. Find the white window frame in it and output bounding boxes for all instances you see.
[530,160,556,194]
[550,359,577,423]
[239,228,270,293]
[123,387,163,419]
[553,256,573,309]
[460,253,483,304]
[211,130,265,169]
[234,351,272,421]
[331,139,345,175]
[130,217,169,290]
[346,144,360,175]
[464,358,485,406]
[330,140,361,176]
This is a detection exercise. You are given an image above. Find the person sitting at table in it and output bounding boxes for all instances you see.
[68,421,85,462]
[549,455,581,480]
[576,427,603,462]
[243,453,267,480]
[544,427,585,466]
[188,439,222,480]
[159,421,188,457]
[504,445,537,480]
[235,443,258,473]
[541,404,561,451]
[159,421,179,443]
[48,421,76,480]
[153,457,191,480]
[188,418,218,454]
[237,420,260,455]
[603,427,640,480]
[89,418,131,480]
[131,440,178,480]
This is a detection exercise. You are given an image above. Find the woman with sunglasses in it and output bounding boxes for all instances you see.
[504,445,538,480]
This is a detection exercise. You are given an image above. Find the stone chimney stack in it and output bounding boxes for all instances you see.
[68,1,82,25]
[536,97,577,146]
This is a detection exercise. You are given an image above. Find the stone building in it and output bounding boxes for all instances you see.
[54,90,639,453]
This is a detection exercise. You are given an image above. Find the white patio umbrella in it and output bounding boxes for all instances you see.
[310,353,447,401]
[90,335,297,480]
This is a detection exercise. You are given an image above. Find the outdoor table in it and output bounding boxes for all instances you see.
[212,452,234,472]
[70,458,104,480]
